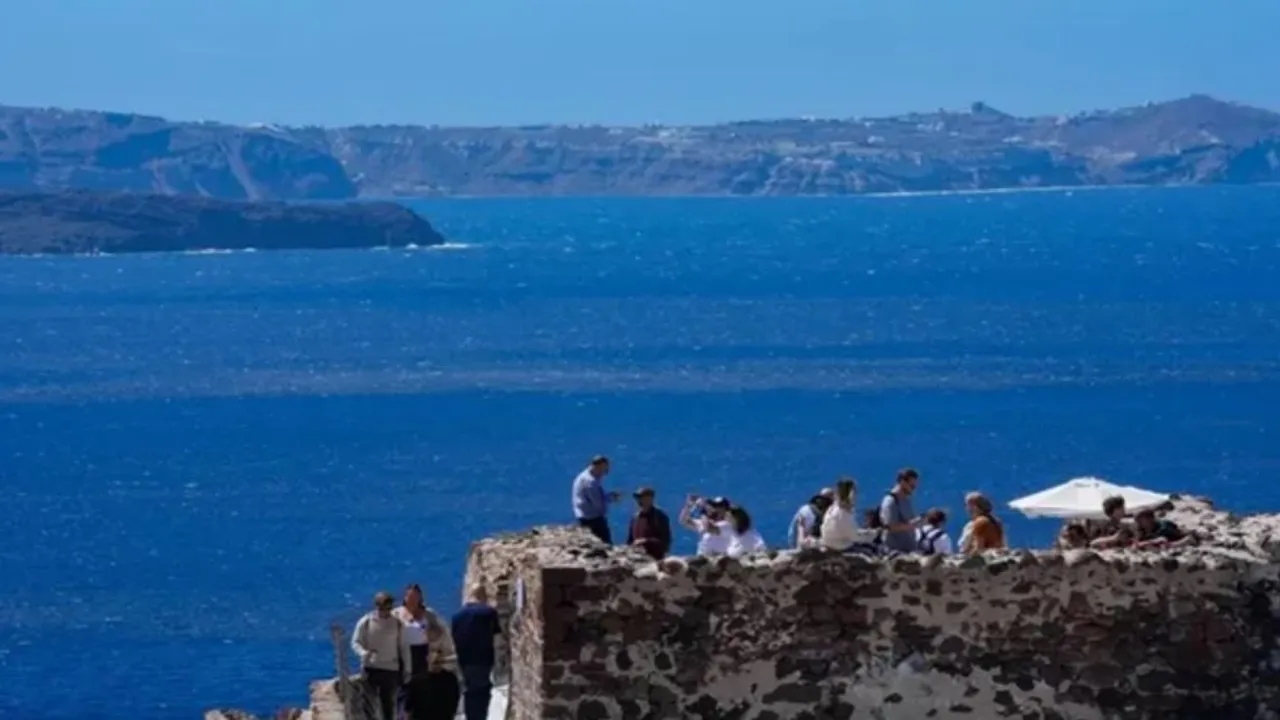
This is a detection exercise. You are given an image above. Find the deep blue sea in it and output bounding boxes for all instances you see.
[2,188,1280,719]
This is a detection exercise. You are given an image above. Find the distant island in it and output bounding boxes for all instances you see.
[0,190,446,255]
[2,94,1279,199]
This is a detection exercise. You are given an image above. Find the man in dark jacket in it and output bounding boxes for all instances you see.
[451,586,501,720]
[626,487,673,559]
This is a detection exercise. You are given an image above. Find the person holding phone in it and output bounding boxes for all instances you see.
[679,494,733,556]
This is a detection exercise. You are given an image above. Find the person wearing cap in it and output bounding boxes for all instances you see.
[789,487,835,548]
[679,495,734,556]
[571,455,621,544]
[625,487,672,560]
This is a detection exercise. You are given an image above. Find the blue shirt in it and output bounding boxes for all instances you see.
[571,468,609,520]
[451,603,501,668]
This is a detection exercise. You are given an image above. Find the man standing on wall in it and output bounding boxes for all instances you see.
[626,486,673,559]
[879,468,923,553]
[572,455,621,544]
[452,586,502,720]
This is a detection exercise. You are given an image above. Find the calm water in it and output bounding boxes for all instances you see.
[2,188,1280,718]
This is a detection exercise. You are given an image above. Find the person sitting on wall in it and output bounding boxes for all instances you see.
[820,477,860,551]
[1089,496,1132,549]
[1133,509,1197,550]
[571,455,622,545]
[726,505,769,557]
[958,492,1007,554]
[1056,523,1090,549]
[915,508,954,555]
[626,486,673,560]
[790,487,834,548]
[679,495,734,556]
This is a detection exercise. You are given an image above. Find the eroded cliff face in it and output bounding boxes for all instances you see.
[4,96,1280,199]
[463,499,1280,720]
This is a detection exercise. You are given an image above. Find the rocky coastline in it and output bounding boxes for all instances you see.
[3,95,1279,199]
[0,190,445,255]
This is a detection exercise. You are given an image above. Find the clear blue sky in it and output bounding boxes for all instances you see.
[1,0,1275,127]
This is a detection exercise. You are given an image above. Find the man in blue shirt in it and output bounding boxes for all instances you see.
[452,586,502,720]
[571,455,621,544]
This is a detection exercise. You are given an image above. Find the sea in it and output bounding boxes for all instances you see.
[1,187,1279,719]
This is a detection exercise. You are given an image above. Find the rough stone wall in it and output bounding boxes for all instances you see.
[465,500,1280,720]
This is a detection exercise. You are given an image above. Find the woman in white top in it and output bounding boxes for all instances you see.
[820,477,859,550]
[726,506,768,557]
[679,495,735,556]
[393,583,460,720]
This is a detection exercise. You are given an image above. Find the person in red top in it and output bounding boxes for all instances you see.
[626,487,673,559]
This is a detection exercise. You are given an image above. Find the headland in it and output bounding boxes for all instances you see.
[3,95,1280,199]
[238,495,1280,720]
[0,190,445,255]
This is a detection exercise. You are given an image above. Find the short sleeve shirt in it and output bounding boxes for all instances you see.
[879,492,916,552]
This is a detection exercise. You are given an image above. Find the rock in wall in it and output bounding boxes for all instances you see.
[464,500,1280,720]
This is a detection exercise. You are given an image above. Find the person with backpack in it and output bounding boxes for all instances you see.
[879,468,924,553]
[915,508,953,555]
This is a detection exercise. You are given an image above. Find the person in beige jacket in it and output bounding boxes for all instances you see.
[351,591,411,720]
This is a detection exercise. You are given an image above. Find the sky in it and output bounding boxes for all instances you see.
[0,0,1276,127]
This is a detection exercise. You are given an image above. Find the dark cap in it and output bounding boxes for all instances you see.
[633,486,655,498]
[706,496,731,508]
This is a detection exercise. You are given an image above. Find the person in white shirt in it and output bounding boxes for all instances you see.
[820,477,859,551]
[789,488,834,548]
[916,508,954,555]
[726,506,768,557]
[679,495,734,556]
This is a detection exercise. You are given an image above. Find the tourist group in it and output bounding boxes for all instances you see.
[571,455,1199,561]
[346,456,1200,720]
[349,583,500,720]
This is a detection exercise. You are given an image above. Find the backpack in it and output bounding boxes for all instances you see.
[917,526,946,555]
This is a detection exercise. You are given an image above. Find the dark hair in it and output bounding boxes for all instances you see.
[373,591,394,608]
[897,468,919,484]
[1064,523,1087,539]
[1134,509,1157,523]
[863,509,883,529]
[730,506,753,533]
[404,583,423,594]
[925,508,946,526]
[835,477,856,503]
[590,455,610,467]
[1102,495,1126,517]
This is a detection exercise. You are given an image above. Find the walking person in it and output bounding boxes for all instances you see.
[452,586,502,720]
[422,606,461,720]
[393,584,434,720]
[879,468,923,553]
[571,455,621,544]
[626,487,673,560]
[351,591,410,720]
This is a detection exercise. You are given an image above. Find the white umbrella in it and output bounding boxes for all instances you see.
[1008,477,1170,520]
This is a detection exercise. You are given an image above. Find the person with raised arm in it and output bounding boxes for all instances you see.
[679,494,733,556]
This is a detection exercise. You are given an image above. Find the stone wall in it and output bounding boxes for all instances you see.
[465,499,1280,720]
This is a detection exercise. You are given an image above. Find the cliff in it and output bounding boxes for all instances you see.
[3,95,1280,199]
[0,190,445,255]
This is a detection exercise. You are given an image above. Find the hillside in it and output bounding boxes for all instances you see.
[0,190,446,255]
[2,95,1279,199]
